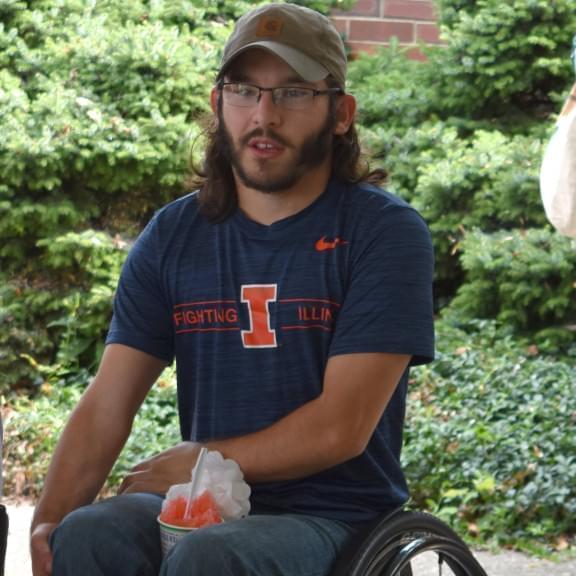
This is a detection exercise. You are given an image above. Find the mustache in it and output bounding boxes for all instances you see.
[239,129,291,149]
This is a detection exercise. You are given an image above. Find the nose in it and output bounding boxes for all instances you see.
[252,90,281,127]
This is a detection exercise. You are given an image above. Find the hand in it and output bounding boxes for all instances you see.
[31,522,57,576]
[118,441,201,495]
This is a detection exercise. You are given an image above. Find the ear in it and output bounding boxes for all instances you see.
[210,86,219,115]
[333,94,356,136]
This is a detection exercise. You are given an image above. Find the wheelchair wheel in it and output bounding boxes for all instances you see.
[337,511,487,576]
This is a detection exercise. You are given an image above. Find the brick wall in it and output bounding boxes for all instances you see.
[331,0,441,60]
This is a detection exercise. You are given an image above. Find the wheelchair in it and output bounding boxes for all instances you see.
[330,507,487,576]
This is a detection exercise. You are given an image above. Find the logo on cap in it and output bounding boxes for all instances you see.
[256,16,284,38]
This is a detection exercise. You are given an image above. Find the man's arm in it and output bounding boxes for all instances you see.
[540,81,576,238]
[559,81,576,118]
[120,352,411,492]
[30,344,168,576]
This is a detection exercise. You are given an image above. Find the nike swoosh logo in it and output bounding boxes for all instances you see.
[315,237,348,252]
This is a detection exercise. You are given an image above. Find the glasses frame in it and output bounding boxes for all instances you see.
[219,82,344,110]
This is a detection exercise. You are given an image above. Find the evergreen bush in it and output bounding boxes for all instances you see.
[451,229,576,338]
[0,230,127,396]
[434,0,576,115]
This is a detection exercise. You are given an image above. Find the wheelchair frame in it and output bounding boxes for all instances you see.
[331,508,487,576]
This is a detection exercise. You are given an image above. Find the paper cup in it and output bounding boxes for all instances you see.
[158,517,196,556]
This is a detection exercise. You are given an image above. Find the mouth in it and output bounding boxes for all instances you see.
[247,138,285,159]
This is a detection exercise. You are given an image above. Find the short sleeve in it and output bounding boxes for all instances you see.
[329,206,434,365]
[106,217,175,363]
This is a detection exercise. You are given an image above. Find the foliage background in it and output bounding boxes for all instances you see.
[1,0,575,554]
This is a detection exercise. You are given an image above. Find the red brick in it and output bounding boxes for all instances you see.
[416,23,441,44]
[349,19,414,43]
[333,0,380,17]
[383,0,436,21]
[347,42,387,58]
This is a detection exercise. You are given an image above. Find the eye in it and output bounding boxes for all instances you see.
[278,88,310,100]
[229,84,256,98]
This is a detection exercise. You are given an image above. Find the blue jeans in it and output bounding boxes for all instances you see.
[50,493,357,576]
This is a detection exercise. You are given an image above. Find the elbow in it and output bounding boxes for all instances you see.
[344,428,371,460]
[325,421,371,465]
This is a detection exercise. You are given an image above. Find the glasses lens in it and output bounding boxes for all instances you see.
[222,84,259,107]
[274,88,314,110]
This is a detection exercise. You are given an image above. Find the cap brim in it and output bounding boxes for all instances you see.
[221,41,330,83]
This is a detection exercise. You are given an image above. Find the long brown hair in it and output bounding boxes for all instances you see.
[190,84,387,222]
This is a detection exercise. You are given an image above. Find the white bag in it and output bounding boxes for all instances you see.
[540,106,576,238]
[163,450,251,521]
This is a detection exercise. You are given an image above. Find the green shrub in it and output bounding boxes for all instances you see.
[0,282,54,395]
[3,368,179,499]
[0,230,127,394]
[3,384,83,499]
[405,317,576,550]
[449,228,576,338]
[415,129,547,286]
[433,0,576,115]
[0,16,209,267]
[357,119,551,302]
[348,42,440,132]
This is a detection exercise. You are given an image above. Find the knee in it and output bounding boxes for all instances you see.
[50,505,110,575]
[51,496,162,576]
[51,505,105,552]
[162,528,237,576]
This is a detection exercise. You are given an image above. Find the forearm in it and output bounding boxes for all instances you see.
[560,82,576,118]
[207,393,355,484]
[31,397,132,530]
[207,353,411,484]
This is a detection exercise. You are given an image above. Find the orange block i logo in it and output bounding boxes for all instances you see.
[241,284,278,348]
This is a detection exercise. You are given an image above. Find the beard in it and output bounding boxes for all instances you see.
[216,107,336,194]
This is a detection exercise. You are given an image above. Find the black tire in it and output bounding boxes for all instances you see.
[332,511,487,576]
[382,533,487,576]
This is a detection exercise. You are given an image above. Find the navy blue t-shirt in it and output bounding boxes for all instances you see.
[106,179,434,523]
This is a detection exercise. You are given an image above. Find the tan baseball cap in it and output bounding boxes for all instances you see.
[219,3,347,88]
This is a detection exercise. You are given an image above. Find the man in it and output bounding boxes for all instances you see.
[30,3,434,576]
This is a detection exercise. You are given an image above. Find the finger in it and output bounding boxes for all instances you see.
[44,553,53,576]
[122,476,171,496]
[129,459,152,473]
[118,471,141,494]
[118,469,156,494]
[121,480,158,495]
[32,553,52,576]
[120,481,143,495]
[31,527,55,576]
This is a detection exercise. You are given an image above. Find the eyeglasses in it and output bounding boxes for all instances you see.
[220,82,343,111]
